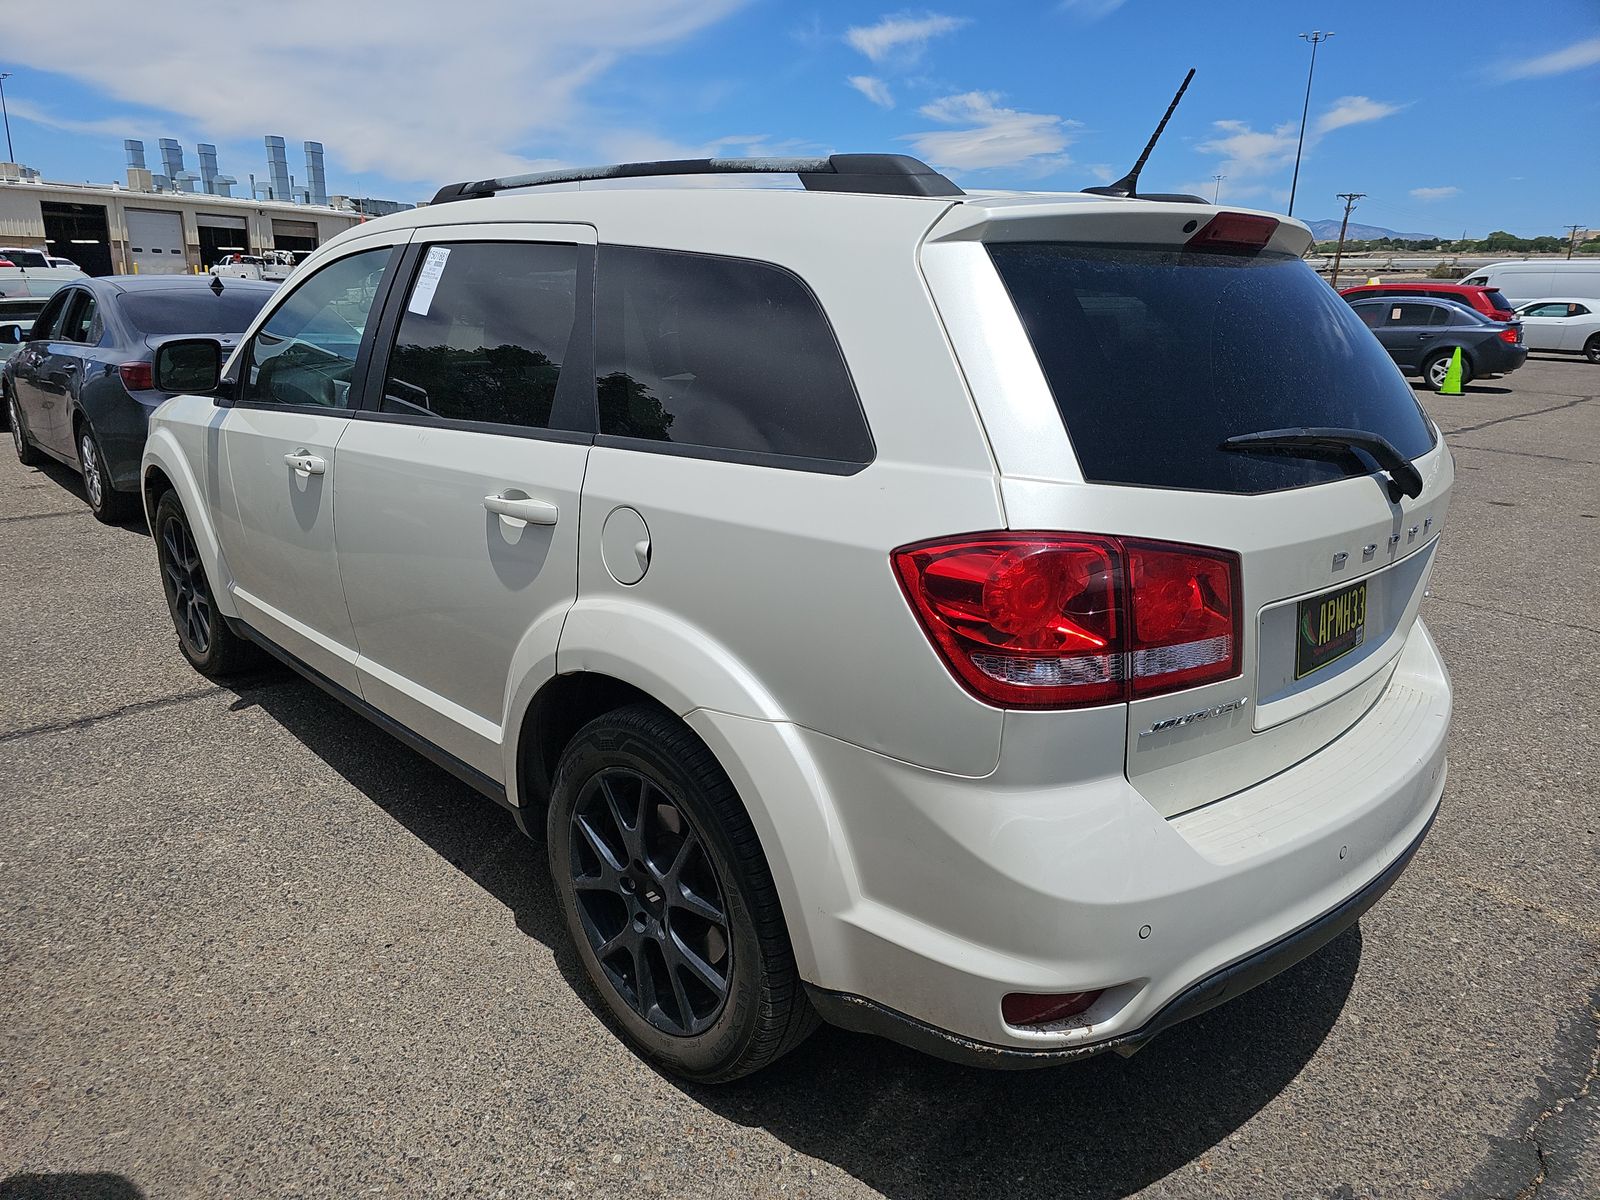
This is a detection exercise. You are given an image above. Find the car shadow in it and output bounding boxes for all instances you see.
[26,457,150,536]
[224,671,1359,1200]
[1410,381,1513,396]
[0,1174,145,1200]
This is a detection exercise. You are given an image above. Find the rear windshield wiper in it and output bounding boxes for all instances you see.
[1219,427,1424,500]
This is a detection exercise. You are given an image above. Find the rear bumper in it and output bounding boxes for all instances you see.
[806,793,1436,1067]
[700,619,1451,1060]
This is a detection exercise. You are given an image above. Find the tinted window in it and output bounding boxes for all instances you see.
[121,288,274,335]
[1352,303,1385,330]
[28,292,72,340]
[3,249,51,269]
[595,245,871,465]
[381,242,578,430]
[1484,291,1515,315]
[242,247,392,409]
[1387,303,1438,327]
[989,244,1435,494]
[63,293,97,343]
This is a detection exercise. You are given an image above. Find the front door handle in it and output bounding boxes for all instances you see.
[284,450,326,476]
[483,492,559,525]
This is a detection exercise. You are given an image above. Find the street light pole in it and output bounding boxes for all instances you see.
[1288,31,1333,217]
[1213,174,1225,203]
[0,73,14,165]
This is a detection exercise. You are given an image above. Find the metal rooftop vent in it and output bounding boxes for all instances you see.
[429,154,964,205]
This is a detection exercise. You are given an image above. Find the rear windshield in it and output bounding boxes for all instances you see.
[1484,290,1514,315]
[989,244,1437,494]
[120,288,273,336]
[3,249,51,269]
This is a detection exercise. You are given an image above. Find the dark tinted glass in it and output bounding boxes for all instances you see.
[4,249,50,268]
[121,288,274,335]
[989,244,1435,494]
[243,247,392,409]
[63,292,96,342]
[381,242,578,430]
[29,292,71,340]
[595,245,871,465]
[1353,302,1385,329]
[1388,303,1437,327]
[1485,291,1515,315]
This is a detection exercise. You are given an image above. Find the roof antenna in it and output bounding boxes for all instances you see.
[1084,68,1197,200]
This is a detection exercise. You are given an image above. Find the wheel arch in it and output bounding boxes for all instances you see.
[141,427,241,620]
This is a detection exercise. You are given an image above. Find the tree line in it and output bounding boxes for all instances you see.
[1312,231,1600,255]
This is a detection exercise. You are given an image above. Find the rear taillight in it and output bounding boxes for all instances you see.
[1498,326,1519,344]
[119,361,154,390]
[893,533,1242,709]
[1185,212,1279,254]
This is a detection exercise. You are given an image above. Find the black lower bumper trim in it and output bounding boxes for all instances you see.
[805,802,1438,1070]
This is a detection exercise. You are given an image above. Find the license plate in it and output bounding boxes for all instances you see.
[1296,580,1367,679]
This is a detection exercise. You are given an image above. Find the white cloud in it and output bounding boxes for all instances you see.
[5,98,166,141]
[848,76,896,108]
[845,13,969,63]
[1498,36,1600,80]
[0,0,746,189]
[908,92,1074,172]
[1409,186,1460,202]
[1058,0,1127,18]
[1315,95,1402,134]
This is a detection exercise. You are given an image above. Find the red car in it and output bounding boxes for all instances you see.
[1339,281,1518,323]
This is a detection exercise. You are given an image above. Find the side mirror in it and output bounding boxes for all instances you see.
[0,324,25,345]
[152,338,224,395]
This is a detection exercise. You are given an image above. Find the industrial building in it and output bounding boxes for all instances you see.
[0,136,410,276]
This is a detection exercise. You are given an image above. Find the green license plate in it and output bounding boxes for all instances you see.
[1296,580,1367,679]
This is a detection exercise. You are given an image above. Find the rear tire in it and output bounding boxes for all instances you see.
[548,704,817,1082]
[76,418,135,523]
[153,490,258,678]
[8,386,43,466]
[1585,335,1600,365]
[1423,349,1473,391]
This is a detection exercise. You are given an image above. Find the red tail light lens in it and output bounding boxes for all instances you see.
[894,533,1241,708]
[1185,212,1279,253]
[119,361,154,390]
[1498,326,1519,344]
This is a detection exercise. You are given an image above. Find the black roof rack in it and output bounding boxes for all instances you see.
[429,153,964,205]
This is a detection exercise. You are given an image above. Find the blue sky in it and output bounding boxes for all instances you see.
[3,0,1596,235]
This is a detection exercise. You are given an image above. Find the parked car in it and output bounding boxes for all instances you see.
[1460,260,1600,307]
[0,246,85,299]
[46,256,82,271]
[141,155,1452,1082]
[1338,280,1517,324]
[0,295,49,373]
[1348,295,1526,388]
[6,276,276,520]
[210,250,296,282]
[1512,298,1600,363]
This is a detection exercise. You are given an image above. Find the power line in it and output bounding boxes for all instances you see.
[1329,192,1366,290]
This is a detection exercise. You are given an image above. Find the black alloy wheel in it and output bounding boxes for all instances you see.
[9,390,42,466]
[1585,335,1600,365]
[569,768,734,1036]
[160,509,213,659]
[548,704,817,1082]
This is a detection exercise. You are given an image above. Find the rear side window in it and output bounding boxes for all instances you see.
[1386,303,1439,327]
[63,292,97,343]
[595,245,872,468]
[989,244,1435,495]
[381,242,579,431]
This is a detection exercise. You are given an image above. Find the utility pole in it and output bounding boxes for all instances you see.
[0,73,14,164]
[1213,174,1225,203]
[1289,31,1333,217]
[1329,192,1365,289]
[1566,224,1583,260]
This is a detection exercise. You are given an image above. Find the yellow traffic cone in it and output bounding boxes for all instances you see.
[1439,346,1464,395]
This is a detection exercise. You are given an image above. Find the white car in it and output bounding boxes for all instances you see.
[139,154,1453,1082]
[0,247,85,298]
[1513,298,1600,363]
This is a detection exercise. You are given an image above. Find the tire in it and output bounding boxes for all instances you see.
[548,704,817,1082]
[1585,335,1600,365]
[75,417,135,523]
[8,385,43,466]
[1423,349,1473,391]
[153,489,258,678]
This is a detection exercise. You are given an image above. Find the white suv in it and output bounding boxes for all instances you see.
[141,154,1453,1082]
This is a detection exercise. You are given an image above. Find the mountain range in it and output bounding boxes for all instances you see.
[1305,219,1440,241]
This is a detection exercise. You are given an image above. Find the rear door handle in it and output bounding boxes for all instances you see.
[284,450,326,476]
[483,492,559,525]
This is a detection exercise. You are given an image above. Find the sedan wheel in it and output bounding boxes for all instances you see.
[1585,335,1600,365]
[80,430,105,509]
[9,392,42,466]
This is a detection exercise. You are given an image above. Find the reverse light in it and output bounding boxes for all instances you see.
[894,533,1242,708]
[1185,212,1279,254]
[119,361,155,390]
[1002,990,1103,1027]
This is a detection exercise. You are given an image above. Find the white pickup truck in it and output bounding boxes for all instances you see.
[209,250,296,283]
[0,246,86,298]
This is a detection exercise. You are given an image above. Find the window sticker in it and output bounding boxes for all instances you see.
[407,246,451,316]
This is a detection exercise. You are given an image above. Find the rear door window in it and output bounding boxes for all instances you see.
[379,241,580,431]
[1386,303,1438,327]
[595,245,872,469]
[988,243,1435,494]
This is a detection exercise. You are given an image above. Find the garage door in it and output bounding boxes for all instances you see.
[196,212,249,267]
[126,209,186,275]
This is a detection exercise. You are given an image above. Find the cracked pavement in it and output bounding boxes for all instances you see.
[1,356,1597,1198]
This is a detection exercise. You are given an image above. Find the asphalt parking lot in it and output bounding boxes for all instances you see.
[1,355,1596,1200]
